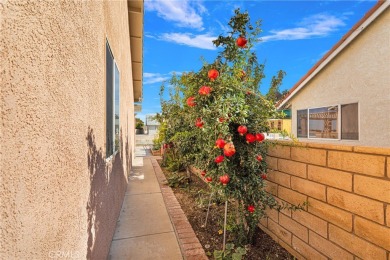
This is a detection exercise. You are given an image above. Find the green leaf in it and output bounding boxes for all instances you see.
[213,250,224,260]
[232,253,243,260]
[225,243,235,250]
[235,247,246,255]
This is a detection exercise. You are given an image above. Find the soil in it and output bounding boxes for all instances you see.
[158,161,294,260]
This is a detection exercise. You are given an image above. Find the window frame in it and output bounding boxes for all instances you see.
[307,104,339,140]
[297,109,308,138]
[106,39,120,159]
[340,102,360,141]
[297,102,359,141]
[114,62,120,153]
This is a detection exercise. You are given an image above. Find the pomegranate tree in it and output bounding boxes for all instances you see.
[158,9,287,246]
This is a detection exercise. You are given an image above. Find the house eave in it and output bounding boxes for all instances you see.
[277,0,389,110]
[128,0,143,103]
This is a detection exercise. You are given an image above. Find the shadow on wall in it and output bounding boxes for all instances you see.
[86,128,128,259]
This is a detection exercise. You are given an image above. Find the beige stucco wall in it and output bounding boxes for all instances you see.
[0,0,136,259]
[290,7,390,147]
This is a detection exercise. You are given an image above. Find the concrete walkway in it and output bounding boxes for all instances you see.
[108,147,183,260]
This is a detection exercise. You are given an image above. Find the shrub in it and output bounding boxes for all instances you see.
[158,9,290,245]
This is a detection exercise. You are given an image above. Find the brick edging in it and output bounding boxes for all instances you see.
[150,157,208,260]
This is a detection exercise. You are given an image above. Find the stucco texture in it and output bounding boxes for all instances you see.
[1,0,135,259]
[290,7,390,147]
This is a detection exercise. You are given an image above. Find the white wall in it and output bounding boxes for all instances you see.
[290,8,390,147]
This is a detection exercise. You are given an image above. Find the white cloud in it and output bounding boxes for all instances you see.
[145,0,206,30]
[261,13,346,42]
[143,71,186,85]
[215,20,230,34]
[160,32,217,50]
[144,32,157,39]
[143,72,170,85]
[169,71,184,76]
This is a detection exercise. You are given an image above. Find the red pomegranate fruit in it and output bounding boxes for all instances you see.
[237,125,248,136]
[208,69,219,81]
[256,133,265,142]
[201,171,206,177]
[223,143,236,157]
[195,118,204,128]
[256,155,263,162]
[261,173,267,180]
[215,138,226,149]
[205,177,212,183]
[247,205,255,213]
[245,133,256,143]
[219,174,230,185]
[186,96,196,107]
[215,155,225,164]
[198,86,212,96]
[236,36,247,48]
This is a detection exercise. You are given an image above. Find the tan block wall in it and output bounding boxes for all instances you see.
[261,141,390,260]
[290,8,390,147]
[0,1,135,259]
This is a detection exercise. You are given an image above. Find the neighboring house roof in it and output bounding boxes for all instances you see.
[277,0,389,109]
[145,115,160,126]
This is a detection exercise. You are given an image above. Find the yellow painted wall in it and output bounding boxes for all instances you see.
[282,119,291,135]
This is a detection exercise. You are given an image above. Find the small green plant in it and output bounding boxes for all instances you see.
[269,128,298,142]
[166,173,190,188]
[164,151,183,172]
[152,119,167,149]
[152,140,161,150]
[217,207,238,233]
[269,128,289,136]
[213,243,246,260]
[193,189,210,208]
[276,200,308,211]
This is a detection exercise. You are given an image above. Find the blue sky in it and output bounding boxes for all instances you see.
[138,0,377,122]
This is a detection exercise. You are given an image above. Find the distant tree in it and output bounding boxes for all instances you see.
[135,118,144,129]
[266,70,286,103]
